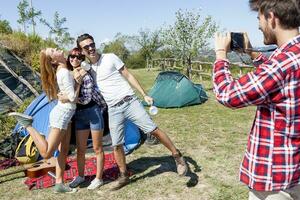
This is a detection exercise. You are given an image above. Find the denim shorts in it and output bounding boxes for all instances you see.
[108,96,157,146]
[49,105,75,130]
[74,105,104,131]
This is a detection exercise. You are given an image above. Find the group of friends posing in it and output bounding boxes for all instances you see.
[9,33,188,193]
[9,0,300,199]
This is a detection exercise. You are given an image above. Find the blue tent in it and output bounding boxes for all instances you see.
[13,93,144,155]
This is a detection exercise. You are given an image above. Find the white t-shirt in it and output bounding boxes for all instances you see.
[56,67,76,109]
[82,53,134,107]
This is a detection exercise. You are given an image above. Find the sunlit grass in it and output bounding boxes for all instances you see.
[0,68,254,200]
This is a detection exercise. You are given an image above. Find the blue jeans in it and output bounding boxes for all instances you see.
[108,96,157,146]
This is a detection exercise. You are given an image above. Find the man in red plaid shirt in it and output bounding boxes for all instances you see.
[213,0,300,199]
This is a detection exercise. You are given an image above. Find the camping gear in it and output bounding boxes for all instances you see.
[25,157,56,178]
[24,153,120,190]
[0,134,21,158]
[0,158,20,170]
[12,93,145,155]
[15,134,39,164]
[0,157,55,179]
[147,71,208,108]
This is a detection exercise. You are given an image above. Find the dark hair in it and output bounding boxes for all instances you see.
[76,33,94,49]
[66,47,85,70]
[249,0,300,29]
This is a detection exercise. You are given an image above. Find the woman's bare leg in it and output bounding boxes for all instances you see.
[56,124,71,184]
[91,130,104,180]
[75,130,90,177]
[26,126,64,159]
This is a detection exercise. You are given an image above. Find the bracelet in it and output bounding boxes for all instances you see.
[215,49,226,52]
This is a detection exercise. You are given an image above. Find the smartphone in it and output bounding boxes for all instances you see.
[230,32,244,51]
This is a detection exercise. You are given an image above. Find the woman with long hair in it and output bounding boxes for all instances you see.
[9,48,79,193]
[63,48,107,190]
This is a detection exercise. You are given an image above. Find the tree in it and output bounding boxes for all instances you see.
[161,9,218,78]
[133,29,163,61]
[40,11,74,48]
[28,0,42,34]
[102,33,130,62]
[17,0,41,34]
[17,0,29,33]
[0,18,13,34]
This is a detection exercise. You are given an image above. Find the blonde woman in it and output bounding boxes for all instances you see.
[9,48,79,193]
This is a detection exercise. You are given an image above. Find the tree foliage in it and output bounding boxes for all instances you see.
[17,0,29,33]
[132,29,163,60]
[161,9,218,78]
[17,0,41,34]
[40,11,74,49]
[27,1,42,34]
[102,33,130,62]
[0,19,13,34]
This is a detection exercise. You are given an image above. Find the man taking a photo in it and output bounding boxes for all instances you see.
[213,0,300,199]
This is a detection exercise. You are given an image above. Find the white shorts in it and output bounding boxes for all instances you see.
[49,105,75,130]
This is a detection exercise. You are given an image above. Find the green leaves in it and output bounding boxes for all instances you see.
[40,12,74,49]
[160,9,218,77]
[17,0,41,34]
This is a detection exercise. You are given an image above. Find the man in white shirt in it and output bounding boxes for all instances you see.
[76,33,187,190]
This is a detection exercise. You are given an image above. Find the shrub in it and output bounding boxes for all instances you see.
[0,19,13,35]
[0,97,34,139]
[0,32,57,72]
[125,52,146,69]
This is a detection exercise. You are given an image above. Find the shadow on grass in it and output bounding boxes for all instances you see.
[127,155,201,188]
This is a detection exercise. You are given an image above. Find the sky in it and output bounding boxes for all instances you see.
[0,0,264,48]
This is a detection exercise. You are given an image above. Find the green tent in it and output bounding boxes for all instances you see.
[148,71,208,108]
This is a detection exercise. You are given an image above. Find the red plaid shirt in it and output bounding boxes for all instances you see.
[213,35,300,191]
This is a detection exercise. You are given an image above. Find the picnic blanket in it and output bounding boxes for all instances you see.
[24,153,119,190]
[0,158,20,170]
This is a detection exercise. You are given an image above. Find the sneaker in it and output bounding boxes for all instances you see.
[54,183,77,193]
[173,150,188,176]
[145,133,159,145]
[110,172,130,191]
[69,176,85,188]
[87,178,104,190]
[8,112,33,127]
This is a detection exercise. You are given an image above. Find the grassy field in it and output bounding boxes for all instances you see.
[0,68,256,200]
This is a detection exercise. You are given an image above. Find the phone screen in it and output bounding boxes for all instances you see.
[230,32,244,51]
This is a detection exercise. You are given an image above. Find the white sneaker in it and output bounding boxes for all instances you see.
[69,176,85,188]
[87,178,103,190]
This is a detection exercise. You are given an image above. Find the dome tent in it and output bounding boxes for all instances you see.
[148,71,208,108]
[13,93,144,155]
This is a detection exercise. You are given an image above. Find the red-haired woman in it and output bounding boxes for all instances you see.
[9,48,79,193]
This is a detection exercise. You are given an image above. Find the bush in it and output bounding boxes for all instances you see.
[0,19,13,35]
[0,97,34,139]
[125,52,146,69]
[0,32,57,72]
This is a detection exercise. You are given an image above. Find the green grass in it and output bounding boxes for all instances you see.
[0,68,255,200]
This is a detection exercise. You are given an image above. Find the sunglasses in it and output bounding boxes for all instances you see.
[82,42,96,51]
[69,55,84,60]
